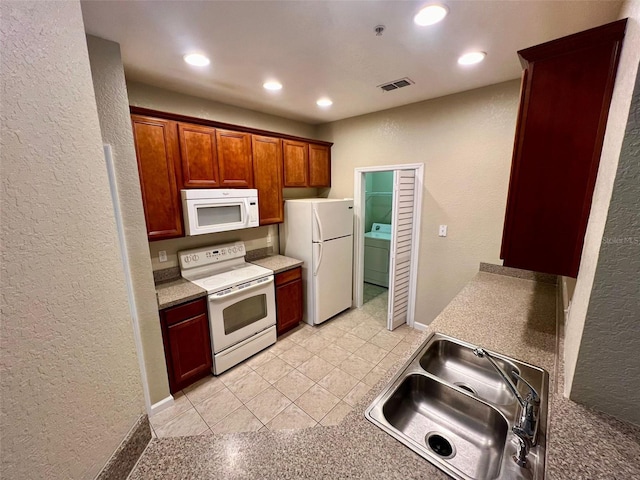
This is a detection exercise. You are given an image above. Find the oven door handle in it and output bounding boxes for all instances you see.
[209,276,274,301]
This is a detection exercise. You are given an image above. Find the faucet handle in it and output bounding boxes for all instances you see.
[512,426,532,468]
[513,372,540,404]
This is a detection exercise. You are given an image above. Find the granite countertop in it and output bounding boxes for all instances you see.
[156,278,207,310]
[249,254,303,274]
[134,271,640,479]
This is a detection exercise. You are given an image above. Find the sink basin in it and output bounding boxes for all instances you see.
[420,339,520,406]
[366,333,549,480]
[382,374,509,480]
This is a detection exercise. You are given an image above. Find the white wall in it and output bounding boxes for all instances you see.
[564,0,640,425]
[1,2,144,478]
[318,80,521,324]
[86,35,170,405]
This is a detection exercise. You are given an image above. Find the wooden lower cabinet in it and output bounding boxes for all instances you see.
[160,297,212,393]
[275,267,303,336]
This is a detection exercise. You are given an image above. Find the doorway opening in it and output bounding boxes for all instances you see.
[362,171,393,325]
[354,164,424,331]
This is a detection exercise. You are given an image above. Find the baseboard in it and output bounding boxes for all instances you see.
[150,395,174,416]
[95,414,151,480]
[413,322,428,331]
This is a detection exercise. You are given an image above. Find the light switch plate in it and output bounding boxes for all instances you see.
[439,225,448,237]
[159,250,168,262]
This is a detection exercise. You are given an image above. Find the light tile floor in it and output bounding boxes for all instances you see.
[150,283,420,437]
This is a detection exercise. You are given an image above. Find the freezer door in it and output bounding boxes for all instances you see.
[312,200,354,242]
[313,235,353,324]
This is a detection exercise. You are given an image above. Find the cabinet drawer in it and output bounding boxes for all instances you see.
[162,297,207,326]
[275,267,301,286]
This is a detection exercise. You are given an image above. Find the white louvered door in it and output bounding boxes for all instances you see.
[387,170,417,330]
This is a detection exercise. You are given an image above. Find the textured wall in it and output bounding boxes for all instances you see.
[564,0,640,411]
[127,80,317,139]
[317,80,521,324]
[86,35,170,405]
[1,2,144,479]
[568,31,640,424]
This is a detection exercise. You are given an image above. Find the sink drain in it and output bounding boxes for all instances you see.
[425,432,456,459]
[454,382,478,396]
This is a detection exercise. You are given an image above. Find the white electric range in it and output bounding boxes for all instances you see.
[179,241,276,375]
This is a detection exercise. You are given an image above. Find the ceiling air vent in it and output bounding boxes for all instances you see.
[378,77,414,92]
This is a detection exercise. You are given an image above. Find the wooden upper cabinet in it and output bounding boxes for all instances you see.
[282,140,308,187]
[500,19,626,277]
[131,115,183,240]
[308,144,331,187]
[178,123,220,188]
[216,129,253,188]
[252,135,284,225]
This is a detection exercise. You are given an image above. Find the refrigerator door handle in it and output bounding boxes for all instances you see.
[313,207,324,242]
[314,242,324,276]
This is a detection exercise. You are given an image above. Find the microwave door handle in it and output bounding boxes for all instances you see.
[314,243,323,276]
[209,276,274,301]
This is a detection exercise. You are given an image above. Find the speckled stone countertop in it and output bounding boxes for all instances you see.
[133,271,640,479]
[249,254,303,274]
[156,278,207,310]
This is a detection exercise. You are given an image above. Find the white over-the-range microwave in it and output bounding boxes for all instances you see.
[182,189,259,235]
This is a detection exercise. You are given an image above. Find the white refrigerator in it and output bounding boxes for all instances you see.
[280,198,354,325]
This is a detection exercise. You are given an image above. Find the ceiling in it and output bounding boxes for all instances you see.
[81,1,622,125]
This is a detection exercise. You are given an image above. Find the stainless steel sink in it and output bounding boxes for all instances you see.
[420,339,520,406]
[366,333,549,480]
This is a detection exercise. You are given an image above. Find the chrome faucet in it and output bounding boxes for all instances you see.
[473,348,540,465]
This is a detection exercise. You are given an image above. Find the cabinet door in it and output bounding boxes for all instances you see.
[275,268,303,336]
[282,140,308,187]
[500,20,625,277]
[252,135,284,225]
[161,298,212,394]
[178,123,220,188]
[131,115,183,240]
[308,144,331,187]
[216,129,253,188]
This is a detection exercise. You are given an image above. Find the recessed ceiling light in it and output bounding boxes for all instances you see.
[316,98,333,107]
[458,51,486,65]
[414,4,448,26]
[263,81,283,91]
[183,53,210,67]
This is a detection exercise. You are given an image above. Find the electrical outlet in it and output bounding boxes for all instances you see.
[438,225,448,237]
[159,250,168,262]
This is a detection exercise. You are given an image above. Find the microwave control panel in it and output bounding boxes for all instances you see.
[179,241,246,269]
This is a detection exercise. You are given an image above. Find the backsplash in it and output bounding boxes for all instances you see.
[148,224,278,270]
